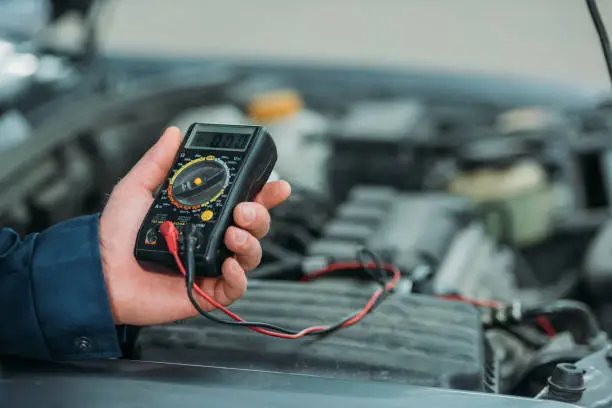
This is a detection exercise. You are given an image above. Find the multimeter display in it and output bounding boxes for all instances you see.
[186,125,253,151]
[188,131,251,151]
[134,123,277,278]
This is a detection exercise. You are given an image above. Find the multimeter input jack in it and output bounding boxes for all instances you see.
[184,224,205,250]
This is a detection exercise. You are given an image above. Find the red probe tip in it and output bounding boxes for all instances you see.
[160,221,179,253]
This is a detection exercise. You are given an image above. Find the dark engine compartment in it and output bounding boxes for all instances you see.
[135,282,493,391]
[4,22,612,407]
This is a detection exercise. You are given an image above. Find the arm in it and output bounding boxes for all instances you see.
[0,214,121,360]
[0,127,289,361]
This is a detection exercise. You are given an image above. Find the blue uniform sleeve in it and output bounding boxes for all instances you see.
[0,214,122,360]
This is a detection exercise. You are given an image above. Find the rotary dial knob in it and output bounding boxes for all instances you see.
[168,157,229,210]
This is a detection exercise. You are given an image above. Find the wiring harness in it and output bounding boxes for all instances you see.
[441,295,557,339]
[442,294,609,350]
[160,221,400,339]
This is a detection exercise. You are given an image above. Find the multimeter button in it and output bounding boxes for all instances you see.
[194,177,203,186]
[201,210,214,222]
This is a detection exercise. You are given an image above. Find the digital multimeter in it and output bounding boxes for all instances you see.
[134,123,277,277]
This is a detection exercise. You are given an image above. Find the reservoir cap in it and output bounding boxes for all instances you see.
[458,137,528,171]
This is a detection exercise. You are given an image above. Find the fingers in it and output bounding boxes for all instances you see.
[120,127,182,193]
[253,180,291,210]
[224,226,262,272]
[212,258,248,306]
[225,181,291,272]
[129,258,247,324]
[233,202,270,239]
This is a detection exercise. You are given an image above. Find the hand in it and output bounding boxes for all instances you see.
[99,127,291,326]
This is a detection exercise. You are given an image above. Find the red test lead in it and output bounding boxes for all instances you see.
[159,220,399,339]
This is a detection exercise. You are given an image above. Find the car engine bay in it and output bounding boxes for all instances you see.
[4,3,612,406]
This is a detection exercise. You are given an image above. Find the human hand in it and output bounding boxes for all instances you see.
[99,127,291,326]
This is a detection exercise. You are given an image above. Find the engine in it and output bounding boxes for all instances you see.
[135,281,497,391]
[125,95,609,400]
[304,185,517,301]
[3,51,612,406]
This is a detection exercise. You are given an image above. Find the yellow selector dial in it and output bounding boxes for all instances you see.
[167,157,228,210]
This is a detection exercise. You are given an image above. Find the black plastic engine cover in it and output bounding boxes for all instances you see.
[306,186,471,275]
[134,280,492,391]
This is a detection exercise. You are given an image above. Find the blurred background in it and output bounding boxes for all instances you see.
[84,0,612,90]
[5,0,612,401]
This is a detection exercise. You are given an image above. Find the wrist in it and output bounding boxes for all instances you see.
[98,212,122,325]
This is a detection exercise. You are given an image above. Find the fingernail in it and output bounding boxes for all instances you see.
[232,228,248,244]
[241,204,256,223]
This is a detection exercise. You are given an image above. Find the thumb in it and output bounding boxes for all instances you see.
[122,127,182,192]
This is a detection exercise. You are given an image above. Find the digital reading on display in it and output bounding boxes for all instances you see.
[187,128,252,151]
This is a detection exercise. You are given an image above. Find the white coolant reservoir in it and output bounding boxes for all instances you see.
[246,89,330,192]
[449,138,552,247]
[495,106,577,217]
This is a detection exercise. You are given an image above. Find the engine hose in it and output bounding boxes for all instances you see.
[523,300,603,346]
[249,260,303,280]
[261,241,302,262]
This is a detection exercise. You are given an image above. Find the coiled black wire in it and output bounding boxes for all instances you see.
[184,230,393,336]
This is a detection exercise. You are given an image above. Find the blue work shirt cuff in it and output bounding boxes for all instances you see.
[31,214,122,360]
